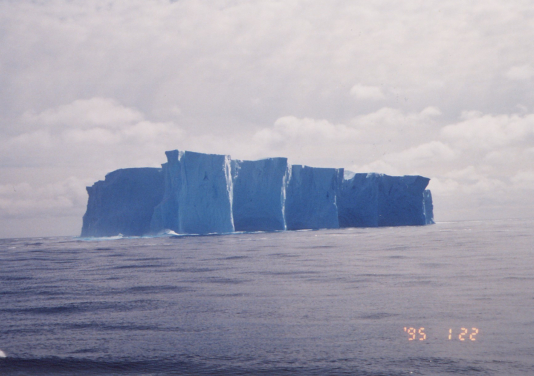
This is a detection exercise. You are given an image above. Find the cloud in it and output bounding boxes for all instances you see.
[349,106,441,144]
[2,97,185,168]
[356,141,457,175]
[511,170,534,189]
[350,84,385,100]
[440,166,507,194]
[505,64,534,80]
[3,0,534,126]
[252,106,444,167]
[426,177,460,196]
[441,112,534,150]
[254,116,360,147]
[252,116,362,166]
[0,177,90,218]
[256,107,442,149]
[387,141,457,164]
[22,98,144,129]
[422,167,508,205]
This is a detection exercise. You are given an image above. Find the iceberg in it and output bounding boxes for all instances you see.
[231,158,289,232]
[150,150,234,235]
[81,168,164,237]
[285,165,344,230]
[81,150,435,237]
[338,173,430,227]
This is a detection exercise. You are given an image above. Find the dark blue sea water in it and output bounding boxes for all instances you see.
[1,220,533,375]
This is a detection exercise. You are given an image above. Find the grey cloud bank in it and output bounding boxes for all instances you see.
[81,150,433,237]
[1,0,534,238]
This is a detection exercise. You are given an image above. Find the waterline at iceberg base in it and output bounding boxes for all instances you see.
[81,150,434,237]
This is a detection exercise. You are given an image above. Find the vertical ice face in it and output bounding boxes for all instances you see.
[231,158,289,231]
[81,168,164,237]
[150,150,183,233]
[178,151,234,234]
[423,189,435,224]
[338,173,381,227]
[338,173,430,227]
[151,150,234,234]
[285,165,344,230]
[377,175,429,226]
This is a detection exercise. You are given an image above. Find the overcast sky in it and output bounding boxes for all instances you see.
[1,0,534,238]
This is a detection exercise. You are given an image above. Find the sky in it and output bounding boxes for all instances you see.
[1,0,534,238]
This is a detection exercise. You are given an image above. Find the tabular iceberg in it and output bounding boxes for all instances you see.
[81,168,164,237]
[81,149,435,237]
[231,158,289,232]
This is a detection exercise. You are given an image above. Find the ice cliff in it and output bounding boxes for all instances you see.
[81,168,164,237]
[231,158,289,232]
[337,173,432,227]
[150,150,234,235]
[285,165,344,230]
[81,150,434,237]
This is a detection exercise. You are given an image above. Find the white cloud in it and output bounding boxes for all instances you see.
[22,98,144,129]
[353,160,400,176]
[0,177,90,218]
[350,106,441,142]
[445,165,483,181]
[427,174,508,197]
[461,177,507,195]
[511,170,534,189]
[2,98,185,167]
[439,166,507,194]
[355,141,457,176]
[252,107,444,167]
[350,84,385,100]
[505,64,534,80]
[386,141,457,164]
[254,116,360,147]
[426,177,460,196]
[252,116,362,166]
[441,112,534,150]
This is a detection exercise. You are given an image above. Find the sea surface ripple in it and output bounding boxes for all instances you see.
[1,219,533,375]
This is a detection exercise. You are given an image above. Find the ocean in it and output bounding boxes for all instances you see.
[1,219,533,375]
